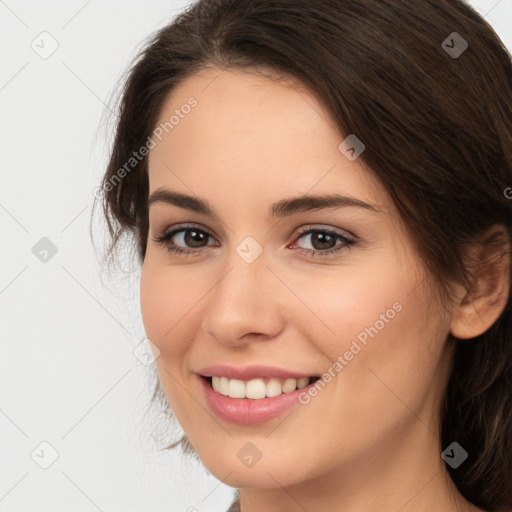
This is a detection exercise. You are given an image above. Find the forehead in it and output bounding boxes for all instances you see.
[148,68,386,213]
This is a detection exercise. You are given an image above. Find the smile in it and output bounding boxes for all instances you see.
[197,366,322,425]
[209,376,317,399]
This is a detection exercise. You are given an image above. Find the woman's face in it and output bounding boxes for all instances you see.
[140,68,455,490]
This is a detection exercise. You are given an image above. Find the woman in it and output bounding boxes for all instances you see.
[94,0,512,510]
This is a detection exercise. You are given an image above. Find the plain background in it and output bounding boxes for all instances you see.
[1,1,511,511]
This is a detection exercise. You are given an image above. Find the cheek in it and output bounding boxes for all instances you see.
[140,262,164,343]
[329,287,447,431]
[139,261,201,415]
[294,261,408,354]
[139,260,194,356]
[300,262,444,399]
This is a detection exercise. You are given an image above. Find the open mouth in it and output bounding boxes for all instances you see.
[202,375,321,400]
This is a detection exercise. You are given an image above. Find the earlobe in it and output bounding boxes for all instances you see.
[450,226,510,340]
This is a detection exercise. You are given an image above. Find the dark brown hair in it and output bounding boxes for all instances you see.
[93,0,512,510]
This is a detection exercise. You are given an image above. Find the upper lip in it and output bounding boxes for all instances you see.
[198,364,318,381]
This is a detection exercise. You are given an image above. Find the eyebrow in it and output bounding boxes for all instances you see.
[147,187,380,219]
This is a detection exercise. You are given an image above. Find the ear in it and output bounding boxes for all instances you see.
[450,225,510,340]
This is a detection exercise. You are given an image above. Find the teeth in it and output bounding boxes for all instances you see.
[246,379,266,399]
[297,377,310,389]
[228,378,245,398]
[265,378,282,397]
[210,376,315,399]
[282,378,297,393]
[219,376,229,395]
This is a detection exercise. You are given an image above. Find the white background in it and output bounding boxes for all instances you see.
[1,1,511,511]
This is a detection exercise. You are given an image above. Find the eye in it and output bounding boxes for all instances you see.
[152,224,217,257]
[291,225,356,257]
[152,223,356,258]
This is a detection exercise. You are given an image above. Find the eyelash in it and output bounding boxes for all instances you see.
[152,223,356,258]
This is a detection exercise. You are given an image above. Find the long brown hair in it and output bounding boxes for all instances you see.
[93,1,512,509]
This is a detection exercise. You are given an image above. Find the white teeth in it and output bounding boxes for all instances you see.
[228,378,246,398]
[210,376,315,399]
[265,378,282,397]
[219,376,229,395]
[212,376,231,395]
[245,379,266,399]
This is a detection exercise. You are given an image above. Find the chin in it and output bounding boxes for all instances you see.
[196,448,308,489]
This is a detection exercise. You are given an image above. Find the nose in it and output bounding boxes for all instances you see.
[201,248,285,347]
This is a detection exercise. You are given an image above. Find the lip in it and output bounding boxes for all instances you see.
[198,364,317,381]
[198,372,320,426]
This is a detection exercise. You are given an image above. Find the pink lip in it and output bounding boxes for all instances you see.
[198,371,319,426]
[198,364,316,381]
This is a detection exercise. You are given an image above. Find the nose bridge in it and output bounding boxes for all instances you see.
[216,234,269,300]
[203,241,283,343]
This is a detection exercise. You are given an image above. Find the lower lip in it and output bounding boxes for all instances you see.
[199,376,315,425]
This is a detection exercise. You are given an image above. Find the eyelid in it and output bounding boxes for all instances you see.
[152,222,357,257]
[294,224,356,240]
[155,222,216,240]
[155,223,355,243]
[290,225,356,254]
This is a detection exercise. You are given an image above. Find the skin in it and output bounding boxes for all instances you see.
[140,67,508,512]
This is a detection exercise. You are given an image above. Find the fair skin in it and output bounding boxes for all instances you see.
[140,67,508,512]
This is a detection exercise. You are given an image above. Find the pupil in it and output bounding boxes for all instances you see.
[185,230,207,248]
[312,232,335,250]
